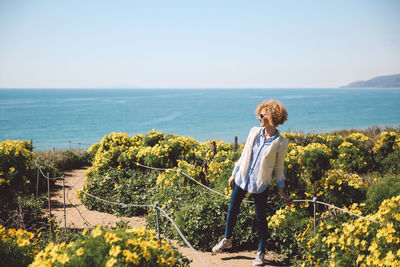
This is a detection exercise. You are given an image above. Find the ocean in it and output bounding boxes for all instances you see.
[1,88,399,151]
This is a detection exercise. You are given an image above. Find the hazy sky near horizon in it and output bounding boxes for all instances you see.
[1,0,399,89]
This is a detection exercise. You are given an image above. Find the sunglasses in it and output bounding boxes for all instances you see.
[258,113,267,120]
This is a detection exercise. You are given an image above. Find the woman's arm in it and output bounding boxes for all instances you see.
[229,175,235,189]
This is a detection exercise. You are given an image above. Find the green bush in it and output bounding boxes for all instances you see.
[334,142,368,173]
[325,135,343,158]
[268,206,309,258]
[57,150,91,171]
[379,150,400,175]
[15,194,48,230]
[80,169,158,217]
[365,174,400,213]
[0,140,34,222]
[143,129,164,147]
[301,148,331,183]
[145,183,203,240]
[174,193,259,251]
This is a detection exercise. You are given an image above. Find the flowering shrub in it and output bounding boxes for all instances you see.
[30,225,190,266]
[0,225,42,267]
[0,140,33,193]
[297,195,400,266]
[284,143,304,193]
[86,130,201,178]
[373,131,399,155]
[156,160,203,188]
[0,140,35,221]
[308,169,367,208]
[325,134,344,158]
[73,129,400,264]
[267,206,309,257]
[334,141,369,173]
[86,132,137,177]
[282,132,326,147]
[374,131,400,173]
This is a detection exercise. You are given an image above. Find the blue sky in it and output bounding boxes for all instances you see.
[0,0,399,88]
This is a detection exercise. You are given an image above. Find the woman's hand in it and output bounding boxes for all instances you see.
[279,188,292,207]
[228,175,235,189]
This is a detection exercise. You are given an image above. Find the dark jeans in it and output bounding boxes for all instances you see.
[224,184,269,252]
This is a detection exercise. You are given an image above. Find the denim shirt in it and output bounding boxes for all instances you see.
[232,128,285,194]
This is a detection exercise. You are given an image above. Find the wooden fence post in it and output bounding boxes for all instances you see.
[234,136,238,151]
[47,172,53,233]
[62,176,66,229]
[36,168,40,195]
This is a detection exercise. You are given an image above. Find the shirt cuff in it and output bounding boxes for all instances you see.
[278,179,285,188]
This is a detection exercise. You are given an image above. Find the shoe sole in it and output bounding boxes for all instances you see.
[212,245,232,253]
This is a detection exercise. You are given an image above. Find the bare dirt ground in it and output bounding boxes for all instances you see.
[50,168,288,267]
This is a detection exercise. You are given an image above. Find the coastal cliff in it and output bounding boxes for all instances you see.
[341,73,400,88]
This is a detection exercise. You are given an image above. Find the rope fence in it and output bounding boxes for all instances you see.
[32,158,384,266]
[34,161,208,266]
[33,160,67,231]
[79,189,208,267]
[134,162,383,233]
[135,162,256,204]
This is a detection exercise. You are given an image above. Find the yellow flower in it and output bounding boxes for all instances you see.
[125,251,140,264]
[109,245,121,257]
[91,225,102,238]
[105,257,117,267]
[17,238,30,247]
[82,228,88,235]
[76,247,84,256]
[57,253,70,264]
[368,241,378,252]
[105,232,123,244]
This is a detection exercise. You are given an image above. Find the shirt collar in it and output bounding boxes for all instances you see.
[259,128,280,142]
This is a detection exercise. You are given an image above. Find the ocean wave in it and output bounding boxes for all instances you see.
[138,112,182,126]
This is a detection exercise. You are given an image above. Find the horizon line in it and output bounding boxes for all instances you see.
[1,87,400,90]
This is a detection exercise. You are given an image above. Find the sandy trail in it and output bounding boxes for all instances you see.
[50,168,287,267]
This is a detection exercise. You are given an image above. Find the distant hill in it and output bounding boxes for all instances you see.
[341,73,400,88]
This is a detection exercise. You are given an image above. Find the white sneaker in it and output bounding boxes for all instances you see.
[253,251,266,266]
[212,238,232,253]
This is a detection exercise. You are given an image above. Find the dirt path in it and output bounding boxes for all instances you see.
[51,168,288,267]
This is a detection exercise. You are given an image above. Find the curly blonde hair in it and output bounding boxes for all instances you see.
[255,99,288,127]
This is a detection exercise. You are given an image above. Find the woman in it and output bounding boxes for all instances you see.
[212,99,292,266]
